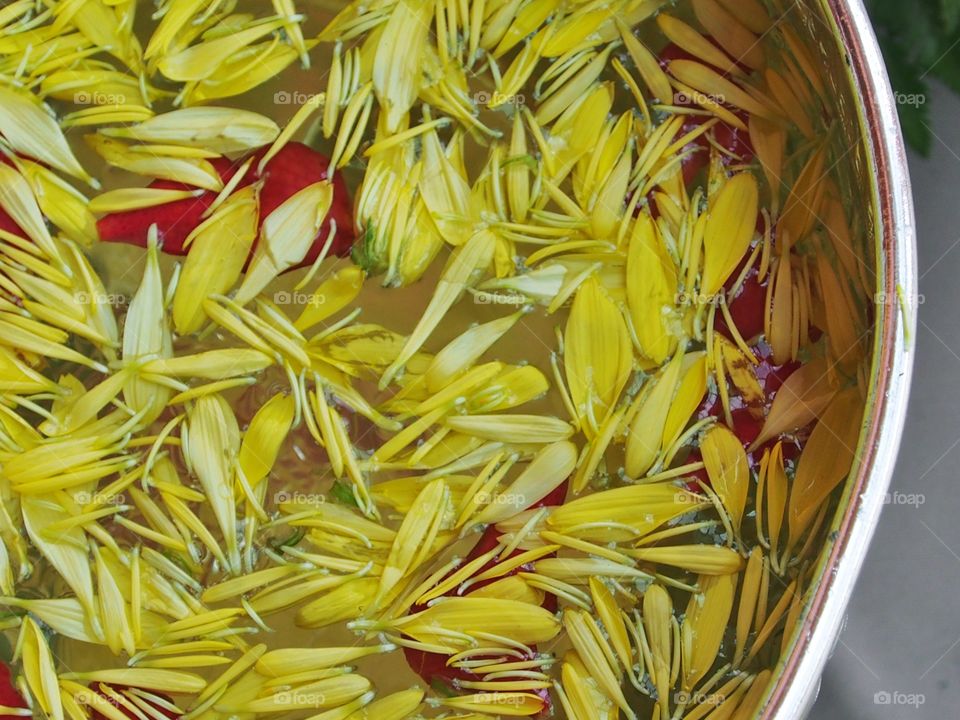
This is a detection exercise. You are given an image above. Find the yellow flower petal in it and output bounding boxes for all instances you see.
[470,440,577,526]
[157,18,287,81]
[626,213,678,363]
[787,388,863,549]
[382,230,496,387]
[565,275,633,435]
[294,266,366,332]
[681,572,736,691]
[549,483,707,542]
[173,187,259,334]
[373,0,434,131]
[625,349,685,478]
[103,107,280,153]
[235,181,334,304]
[700,424,750,532]
[444,414,574,443]
[345,688,423,720]
[185,394,241,573]
[0,87,92,184]
[702,173,759,296]
[20,616,63,720]
[752,357,836,449]
[238,392,296,486]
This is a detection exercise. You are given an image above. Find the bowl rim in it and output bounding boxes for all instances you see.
[757,0,917,716]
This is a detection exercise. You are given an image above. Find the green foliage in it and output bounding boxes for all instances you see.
[867,0,960,154]
[330,479,360,507]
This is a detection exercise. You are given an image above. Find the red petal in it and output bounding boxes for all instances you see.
[96,158,239,255]
[0,156,28,240]
[253,142,355,260]
[715,263,767,342]
[657,41,755,185]
[95,144,355,263]
[0,663,27,720]
[402,480,568,705]
[96,185,217,255]
[0,209,26,241]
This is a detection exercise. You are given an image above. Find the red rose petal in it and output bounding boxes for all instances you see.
[0,156,28,241]
[715,263,767,343]
[402,481,568,708]
[0,662,27,720]
[0,209,26,241]
[96,143,355,264]
[253,142,355,259]
[96,157,239,255]
[656,41,755,190]
[96,183,218,255]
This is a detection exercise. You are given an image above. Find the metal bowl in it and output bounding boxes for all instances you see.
[755,0,916,716]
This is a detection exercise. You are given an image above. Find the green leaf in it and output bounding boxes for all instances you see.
[0,631,11,663]
[865,0,960,152]
[942,0,960,34]
[869,29,933,153]
[932,39,960,95]
[331,480,360,508]
[898,100,933,156]
[350,223,385,274]
[271,526,306,549]
[429,677,458,697]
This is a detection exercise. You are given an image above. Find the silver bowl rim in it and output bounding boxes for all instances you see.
[758,0,918,716]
